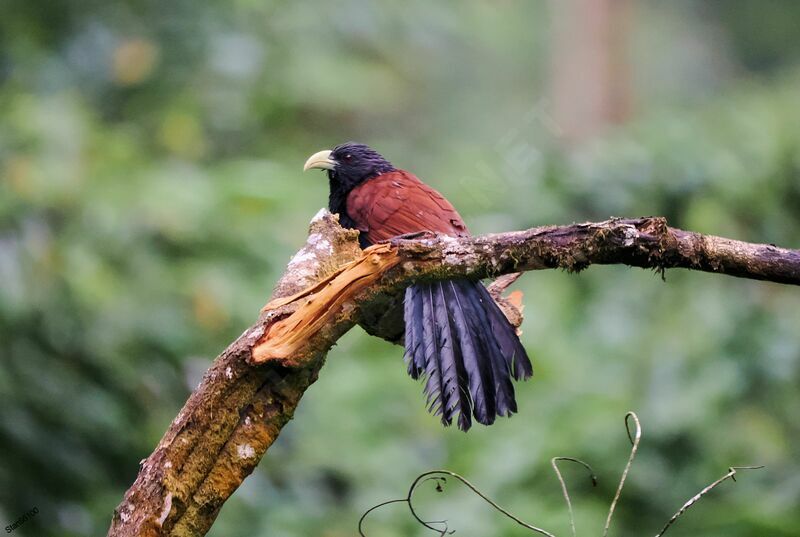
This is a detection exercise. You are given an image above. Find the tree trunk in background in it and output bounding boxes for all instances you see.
[550,0,633,142]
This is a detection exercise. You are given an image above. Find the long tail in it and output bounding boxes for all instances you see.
[403,279,533,431]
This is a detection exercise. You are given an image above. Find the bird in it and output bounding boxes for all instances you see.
[303,142,533,430]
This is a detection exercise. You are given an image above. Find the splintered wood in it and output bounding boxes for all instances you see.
[251,243,402,363]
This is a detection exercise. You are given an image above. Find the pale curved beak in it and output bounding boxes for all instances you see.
[303,149,336,172]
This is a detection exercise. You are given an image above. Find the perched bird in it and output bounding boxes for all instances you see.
[304,142,533,430]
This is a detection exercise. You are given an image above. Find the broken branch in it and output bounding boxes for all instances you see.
[107,212,798,537]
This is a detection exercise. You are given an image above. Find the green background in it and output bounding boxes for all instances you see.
[1,1,799,536]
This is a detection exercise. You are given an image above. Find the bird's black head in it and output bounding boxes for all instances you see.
[303,142,396,235]
[303,142,395,192]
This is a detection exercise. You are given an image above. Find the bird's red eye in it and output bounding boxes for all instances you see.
[344,154,352,160]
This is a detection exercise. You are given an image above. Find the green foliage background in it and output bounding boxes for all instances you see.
[1,2,799,536]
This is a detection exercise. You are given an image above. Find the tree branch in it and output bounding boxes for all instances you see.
[107,212,799,537]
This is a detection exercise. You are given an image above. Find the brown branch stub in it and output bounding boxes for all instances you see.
[487,273,525,330]
[108,212,799,537]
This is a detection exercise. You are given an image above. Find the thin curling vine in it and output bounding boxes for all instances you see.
[358,411,763,536]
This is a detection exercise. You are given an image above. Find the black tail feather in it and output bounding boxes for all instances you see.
[454,279,517,417]
[433,283,472,430]
[474,282,533,381]
[403,279,533,431]
[419,286,448,421]
[403,286,426,380]
[445,280,496,426]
